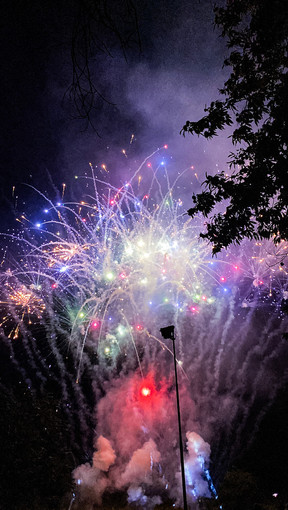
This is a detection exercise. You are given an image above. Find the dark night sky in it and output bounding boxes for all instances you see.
[0,0,231,228]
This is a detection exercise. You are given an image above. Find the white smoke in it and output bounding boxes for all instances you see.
[184,432,212,500]
[73,372,214,507]
[92,435,116,471]
[72,435,116,505]
[120,438,161,486]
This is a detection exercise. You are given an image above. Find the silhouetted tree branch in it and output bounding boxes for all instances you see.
[181,0,288,254]
[66,0,141,130]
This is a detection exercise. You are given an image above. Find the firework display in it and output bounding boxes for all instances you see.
[1,149,288,508]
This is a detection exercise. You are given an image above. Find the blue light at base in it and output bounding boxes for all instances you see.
[204,467,218,499]
[184,459,218,502]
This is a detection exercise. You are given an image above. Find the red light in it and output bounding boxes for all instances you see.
[141,387,151,397]
[110,199,115,205]
[90,320,100,330]
[220,276,226,282]
[234,265,238,270]
[119,272,127,279]
[163,144,168,149]
[51,283,58,289]
[135,324,143,331]
[147,162,151,167]
[138,376,156,402]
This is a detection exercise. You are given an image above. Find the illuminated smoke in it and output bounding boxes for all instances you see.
[72,435,116,504]
[93,435,116,471]
[184,432,212,500]
[73,372,212,507]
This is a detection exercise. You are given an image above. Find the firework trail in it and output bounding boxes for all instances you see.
[1,148,288,507]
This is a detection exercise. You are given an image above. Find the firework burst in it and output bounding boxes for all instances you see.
[2,152,229,378]
[1,149,288,507]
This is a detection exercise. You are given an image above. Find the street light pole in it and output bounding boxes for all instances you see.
[160,326,188,510]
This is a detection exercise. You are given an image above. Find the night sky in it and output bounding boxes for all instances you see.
[1,1,288,509]
[0,0,230,224]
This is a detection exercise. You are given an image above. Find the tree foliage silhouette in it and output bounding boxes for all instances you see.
[181,0,288,254]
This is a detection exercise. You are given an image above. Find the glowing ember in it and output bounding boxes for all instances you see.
[141,386,151,397]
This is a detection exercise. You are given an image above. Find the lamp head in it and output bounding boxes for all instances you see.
[160,325,175,340]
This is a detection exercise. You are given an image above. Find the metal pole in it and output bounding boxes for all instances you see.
[171,333,188,510]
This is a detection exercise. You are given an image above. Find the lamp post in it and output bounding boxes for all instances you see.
[160,325,188,510]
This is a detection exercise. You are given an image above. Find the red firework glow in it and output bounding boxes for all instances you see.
[138,378,155,402]
[141,386,151,397]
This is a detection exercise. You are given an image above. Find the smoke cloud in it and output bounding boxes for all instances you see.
[73,371,215,507]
